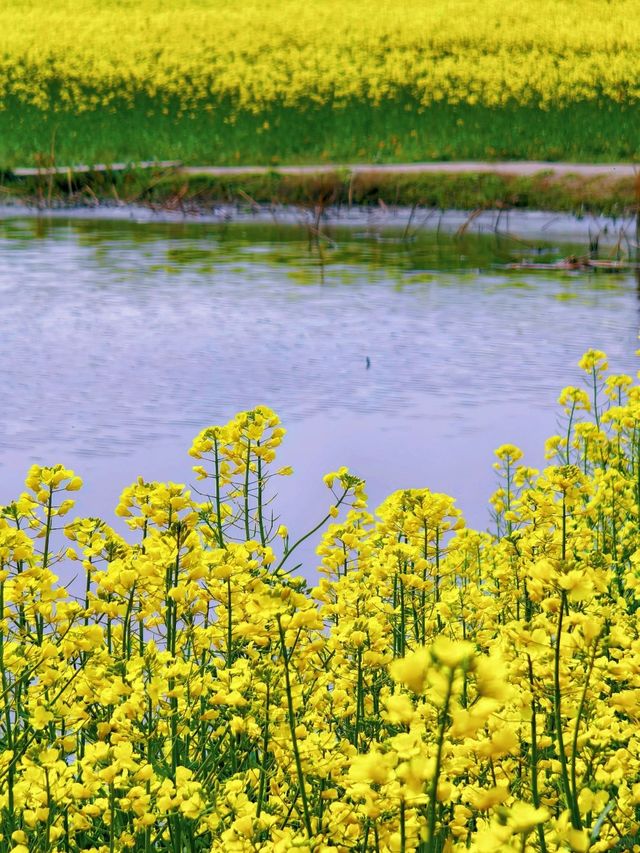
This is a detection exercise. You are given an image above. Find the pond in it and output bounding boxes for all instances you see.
[0,214,638,578]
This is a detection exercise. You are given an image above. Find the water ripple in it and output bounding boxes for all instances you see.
[0,216,638,538]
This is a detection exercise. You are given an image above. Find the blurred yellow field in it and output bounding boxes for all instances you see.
[1,0,639,111]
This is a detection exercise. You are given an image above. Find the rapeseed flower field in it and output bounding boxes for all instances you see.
[0,349,639,851]
[1,0,640,164]
[1,0,639,112]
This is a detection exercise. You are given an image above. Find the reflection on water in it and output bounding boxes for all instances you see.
[0,215,638,574]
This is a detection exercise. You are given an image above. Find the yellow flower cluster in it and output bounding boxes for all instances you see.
[1,366,640,851]
[0,1,639,112]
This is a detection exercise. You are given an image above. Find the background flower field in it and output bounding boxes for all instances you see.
[2,0,640,165]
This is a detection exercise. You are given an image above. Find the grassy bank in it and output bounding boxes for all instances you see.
[1,99,640,169]
[2,163,639,218]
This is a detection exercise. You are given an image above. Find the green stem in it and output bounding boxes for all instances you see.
[426,668,455,851]
[354,648,363,750]
[553,591,581,829]
[257,450,267,546]
[42,484,54,571]
[527,655,548,853]
[0,579,14,835]
[565,400,577,465]
[276,614,313,840]
[274,488,349,575]
[570,639,599,825]
[213,437,225,548]
[244,438,252,540]
[109,782,116,853]
[256,681,270,818]
[226,577,233,670]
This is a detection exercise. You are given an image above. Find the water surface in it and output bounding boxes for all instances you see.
[0,216,638,575]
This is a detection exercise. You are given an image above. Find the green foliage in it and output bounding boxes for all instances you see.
[0,97,639,170]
